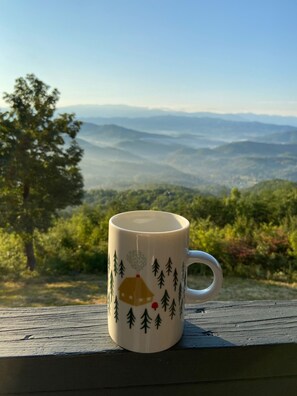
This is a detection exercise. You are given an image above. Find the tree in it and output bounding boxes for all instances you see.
[127,307,136,328]
[152,258,160,276]
[165,257,173,275]
[107,254,110,272]
[119,259,125,278]
[157,270,165,288]
[140,308,152,333]
[113,251,118,275]
[173,268,178,290]
[109,271,114,301]
[169,298,176,319]
[161,289,170,311]
[178,282,183,304]
[0,74,83,270]
[114,296,119,322]
[155,313,162,329]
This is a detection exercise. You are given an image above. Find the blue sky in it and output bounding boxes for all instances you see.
[1,0,297,115]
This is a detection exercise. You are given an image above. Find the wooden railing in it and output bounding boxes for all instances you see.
[0,301,296,395]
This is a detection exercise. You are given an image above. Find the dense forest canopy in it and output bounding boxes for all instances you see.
[1,180,296,281]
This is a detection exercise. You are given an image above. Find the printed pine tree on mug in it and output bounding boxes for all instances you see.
[169,298,176,319]
[179,296,184,317]
[152,258,160,276]
[166,257,173,275]
[155,313,162,329]
[119,259,125,278]
[178,282,183,304]
[140,309,152,334]
[161,289,170,312]
[109,271,114,301]
[182,262,186,288]
[127,308,136,329]
[157,270,165,288]
[107,254,110,272]
[114,296,119,322]
[173,268,178,291]
[113,251,118,275]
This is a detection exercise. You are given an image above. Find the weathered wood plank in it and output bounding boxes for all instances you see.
[0,301,296,355]
[2,377,297,396]
[0,301,296,395]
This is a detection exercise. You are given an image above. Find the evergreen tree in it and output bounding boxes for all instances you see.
[182,262,187,288]
[178,282,183,304]
[169,299,176,319]
[152,258,160,276]
[140,309,152,334]
[166,257,173,275]
[107,254,110,272]
[119,259,125,278]
[179,297,184,317]
[109,271,114,301]
[113,251,118,275]
[157,270,165,288]
[155,313,162,329]
[0,74,83,270]
[127,307,136,328]
[114,296,119,322]
[161,289,170,311]
[182,262,186,281]
[173,268,178,291]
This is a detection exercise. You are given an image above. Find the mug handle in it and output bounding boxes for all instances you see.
[185,250,223,303]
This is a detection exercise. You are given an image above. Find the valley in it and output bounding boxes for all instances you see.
[62,107,297,190]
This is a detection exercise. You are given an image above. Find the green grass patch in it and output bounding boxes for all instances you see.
[0,274,296,307]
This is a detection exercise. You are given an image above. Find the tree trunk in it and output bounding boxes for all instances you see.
[24,239,36,271]
[22,182,36,271]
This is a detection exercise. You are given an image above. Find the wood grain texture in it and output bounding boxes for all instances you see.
[0,301,296,395]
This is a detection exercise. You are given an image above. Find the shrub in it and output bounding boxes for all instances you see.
[36,209,108,274]
[0,230,27,279]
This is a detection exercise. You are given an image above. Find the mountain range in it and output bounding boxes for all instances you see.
[58,104,297,127]
[64,106,297,190]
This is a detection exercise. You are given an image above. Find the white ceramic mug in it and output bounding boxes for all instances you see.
[107,210,223,353]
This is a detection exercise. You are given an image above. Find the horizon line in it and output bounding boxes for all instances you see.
[56,104,297,118]
[1,102,297,118]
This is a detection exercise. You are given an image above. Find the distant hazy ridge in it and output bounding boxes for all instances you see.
[57,105,297,189]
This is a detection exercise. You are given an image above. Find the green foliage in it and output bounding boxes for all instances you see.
[190,219,224,271]
[36,206,107,274]
[0,230,27,278]
[0,74,84,270]
[0,180,297,281]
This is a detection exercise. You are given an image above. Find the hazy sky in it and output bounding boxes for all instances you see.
[1,0,297,115]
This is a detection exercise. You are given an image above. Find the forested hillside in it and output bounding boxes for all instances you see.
[77,119,297,189]
[1,180,296,282]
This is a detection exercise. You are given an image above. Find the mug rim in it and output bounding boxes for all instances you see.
[109,210,189,234]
